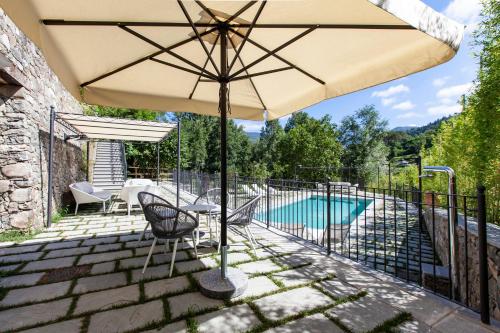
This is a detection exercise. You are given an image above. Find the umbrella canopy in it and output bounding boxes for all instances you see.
[1,0,463,296]
[0,0,463,120]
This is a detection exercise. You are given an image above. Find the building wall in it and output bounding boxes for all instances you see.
[0,9,84,230]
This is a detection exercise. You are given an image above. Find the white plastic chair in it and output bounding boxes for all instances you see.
[69,182,112,214]
[119,179,154,215]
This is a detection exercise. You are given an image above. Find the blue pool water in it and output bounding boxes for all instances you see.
[257,195,372,229]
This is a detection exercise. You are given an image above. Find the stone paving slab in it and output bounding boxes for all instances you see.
[42,240,81,250]
[317,279,360,299]
[233,276,280,301]
[78,250,133,265]
[74,284,140,315]
[226,252,253,265]
[0,263,20,272]
[326,295,401,333]
[18,318,83,333]
[431,311,496,333]
[254,287,333,321]
[195,303,261,333]
[395,319,431,333]
[135,244,166,256]
[87,299,164,333]
[0,297,72,331]
[142,321,187,333]
[81,236,118,247]
[21,256,77,272]
[0,280,72,307]
[265,313,344,333]
[90,261,116,275]
[0,272,44,288]
[237,259,281,275]
[44,246,92,259]
[119,255,149,269]
[0,251,44,264]
[272,253,313,268]
[271,265,332,287]
[153,251,190,265]
[0,244,42,256]
[73,272,127,294]
[144,276,191,300]
[131,264,172,283]
[175,257,218,274]
[168,292,224,319]
[93,243,123,253]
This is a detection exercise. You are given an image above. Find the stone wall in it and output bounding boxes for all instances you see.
[424,207,500,320]
[0,10,85,230]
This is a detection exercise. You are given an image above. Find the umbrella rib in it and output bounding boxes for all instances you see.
[177,0,221,77]
[229,26,317,80]
[231,66,294,81]
[81,27,217,87]
[189,34,220,100]
[150,58,216,81]
[227,0,267,74]
[194,1,220,22]
[43,20,413,30]
[228,36,267,110]
[229,27,325,85]
[119,25,218,80]
[226,1,258,23]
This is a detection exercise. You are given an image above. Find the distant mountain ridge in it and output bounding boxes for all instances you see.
[245,132,260,142]
[392,116,451,136]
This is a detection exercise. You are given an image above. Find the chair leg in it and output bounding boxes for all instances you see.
[102,201,106,213]
[164,239,170,254]
[192,231,198,259]
[142,237,157,274]
[169,238,179,278]
[75,203,79,215]
[127,203,131,216]
[245,227,257,256]
[248,226,258,248]
[138,222,150,246]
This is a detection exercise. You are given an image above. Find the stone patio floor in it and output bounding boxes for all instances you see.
[0,192,499,332]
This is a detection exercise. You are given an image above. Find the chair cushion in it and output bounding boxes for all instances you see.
[92,191,112,200]
[73,182,94,194]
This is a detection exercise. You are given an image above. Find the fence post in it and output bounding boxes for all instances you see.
[266,178,270,229]
[234,173,238,209]
[477,185,490,325]
[327,178,331,255]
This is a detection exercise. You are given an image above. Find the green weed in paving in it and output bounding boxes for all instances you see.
[0,230,39,243]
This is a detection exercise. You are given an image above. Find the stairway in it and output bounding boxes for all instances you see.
[92,141,126,192]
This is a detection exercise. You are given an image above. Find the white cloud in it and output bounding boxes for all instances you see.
[382,98,396,106]
[427,103,463,116]
[432,76,451,87]
[371,84,410,98]
[443,0,482,33]
[392,101,416,111]
[397,112,421,119]
[436,82,473,99]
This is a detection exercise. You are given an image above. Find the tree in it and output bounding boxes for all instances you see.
[339,105,389,185]
[252,120,285,177]
[277,114,343,181]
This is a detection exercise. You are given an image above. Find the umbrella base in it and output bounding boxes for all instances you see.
[199,267,248,299]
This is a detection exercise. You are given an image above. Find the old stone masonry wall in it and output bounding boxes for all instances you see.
[0,10,84,230]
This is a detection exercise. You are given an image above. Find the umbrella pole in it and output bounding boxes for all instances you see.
[219,25,228,280]
[199,24,248,299]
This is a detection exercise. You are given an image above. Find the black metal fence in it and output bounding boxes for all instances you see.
[173,170,492,323]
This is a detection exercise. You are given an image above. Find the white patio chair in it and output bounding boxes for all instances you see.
[69,181,112,215]
[119,179,154,216]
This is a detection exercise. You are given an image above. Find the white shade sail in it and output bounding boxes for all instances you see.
[58,113,176,142]
[0,0,463,120]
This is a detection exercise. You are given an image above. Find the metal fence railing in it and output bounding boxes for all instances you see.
[172,170,492,324]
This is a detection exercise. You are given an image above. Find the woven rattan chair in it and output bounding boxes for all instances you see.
[141,202,198,277]
[137,191,172,245]
[219,195,261,255]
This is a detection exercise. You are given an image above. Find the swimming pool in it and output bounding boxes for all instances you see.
[257,195,372,229]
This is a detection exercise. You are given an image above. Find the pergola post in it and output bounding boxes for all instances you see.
[156,142,160,185]
[46,106,55,228]
[176,120,181,207]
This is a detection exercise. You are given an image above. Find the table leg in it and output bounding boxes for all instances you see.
[196,213,200,245]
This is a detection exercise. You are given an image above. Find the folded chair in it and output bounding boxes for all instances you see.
[141,202,198,277]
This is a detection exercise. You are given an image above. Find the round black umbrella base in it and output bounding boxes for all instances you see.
[199,267,248,299]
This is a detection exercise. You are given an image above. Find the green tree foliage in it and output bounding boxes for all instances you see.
[423,0,499,223]
[339,105,389,185]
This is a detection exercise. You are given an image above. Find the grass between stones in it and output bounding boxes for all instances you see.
[0,230,40,243]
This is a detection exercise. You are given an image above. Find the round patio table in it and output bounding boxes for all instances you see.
[181,203,218,247]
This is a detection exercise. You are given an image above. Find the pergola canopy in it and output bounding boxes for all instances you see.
[0,0,464,120]
[58,113,177,142]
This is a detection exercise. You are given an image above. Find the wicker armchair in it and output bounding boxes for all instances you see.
[137,191,172,245]
[219,195,261,255]
[142,202,198,277]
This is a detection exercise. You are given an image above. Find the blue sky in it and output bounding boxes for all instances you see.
[235,0,482,132]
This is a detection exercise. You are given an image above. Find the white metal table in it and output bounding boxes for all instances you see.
[181,203,219,246]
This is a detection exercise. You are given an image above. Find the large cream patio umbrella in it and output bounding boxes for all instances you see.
[0,0,463,298]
